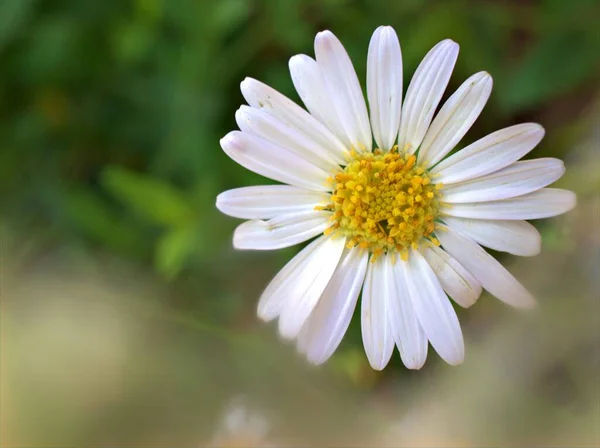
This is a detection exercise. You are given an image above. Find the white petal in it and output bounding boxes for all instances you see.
[436,224,536,308]
[442,216,542,257]
[315,30,372,152]
[257,235,342,321]
[298,247,368,365]
[420,244,482,308]
[403,248,464,365]
[419,71,493,167]
[216,185,330,220]
[233,211,332,251]
[397,39,459,154]
[386,254,428,369]
[235,105,339,171]
[367,26,403,151]
[361,256,394,370]
[240,77,348,163]
[277,236,346,339]
[431,123,545,184]
[220,131,331,192]
[441,158,566,203]
[440,188,577,220]
[289,54,350,147]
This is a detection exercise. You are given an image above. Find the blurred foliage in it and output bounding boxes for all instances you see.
[0,0,599,386]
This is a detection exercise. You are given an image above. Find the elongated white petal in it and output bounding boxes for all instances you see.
[361,256,394,370]
[442,216,541,257]
[420,244,482,308]
[289,54,350,147]
[220,131,331,192]
[233,211,332,251]
[386,254,428,369]
[419,71,493,167]
[441,188,576,220]
[398,39,459,154]
[436,224,536,308]
[367,26,402,151]
[240,77,348,163]
[298,247,368,365]
[277,236,346,339]
[258,236,323,321]
[441,158,565,203]
[235,105,339,171]
[315,30,372,152]
[216,186,330,220]
[431,123,545,184]
[404,248,464,365]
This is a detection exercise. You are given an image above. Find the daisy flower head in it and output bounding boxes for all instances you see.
[216,26,576,370]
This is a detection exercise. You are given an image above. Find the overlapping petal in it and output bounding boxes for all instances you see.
[441,158,565,203]
[398,39,459,154]
[436,224,536,308]
[431,123,545,184]
[403,248,464,365]
[386,254,428,369]
[240,77,348,163]
[315,31,372,152]
[442,216,541,257]
[440,188,576,220]
[298,247,368,365]
[418,71,492,167]
[220,131,331,192]
[233,211,332,250]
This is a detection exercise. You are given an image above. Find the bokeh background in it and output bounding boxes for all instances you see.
[2,0,599,446]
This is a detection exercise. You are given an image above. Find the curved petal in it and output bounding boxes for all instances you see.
[442,216,542,257]
[398,39,459,154]
[289,54,350,147]
[216,186,330,220]
[315,30,372,152]
[220,131,331,192]
[233,211,332,251]
[419,71,493,167]
[277,236,347,339]
[367,26,403,151]
[386,254,428,369]
[298,247,368,365]
[257,235,343,321]
[235,105,339,171]
[361,256,394,370]
[403,248,464,365]
[431,123,545,184]
[440,188,577,220]
[420,243,482,308]
[441,158,566,203]
[435,223,536,308]
[240,77,348,163]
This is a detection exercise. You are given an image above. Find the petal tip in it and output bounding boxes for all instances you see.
[220,131,239,151]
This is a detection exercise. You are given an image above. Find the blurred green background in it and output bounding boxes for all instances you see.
[2,0,599,446]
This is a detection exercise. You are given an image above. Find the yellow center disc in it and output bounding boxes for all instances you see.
[324,147,442,259]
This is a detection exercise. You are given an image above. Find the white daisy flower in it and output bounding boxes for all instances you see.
[216,27,576,370]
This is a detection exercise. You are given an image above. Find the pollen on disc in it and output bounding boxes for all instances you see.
[323,147,441,258]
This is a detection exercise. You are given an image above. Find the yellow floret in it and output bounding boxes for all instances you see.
[327,148,441,254]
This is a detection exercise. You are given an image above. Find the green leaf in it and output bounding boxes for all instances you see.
[101,166,194,227]
[155,226,196,279]
[0,0,38,51]
[499,29,599,112]
[63,188,147,255]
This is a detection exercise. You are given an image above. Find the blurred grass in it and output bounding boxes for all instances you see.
[1,0,599,446]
